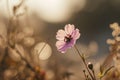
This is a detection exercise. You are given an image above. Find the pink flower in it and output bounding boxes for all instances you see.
[56,24,80,53]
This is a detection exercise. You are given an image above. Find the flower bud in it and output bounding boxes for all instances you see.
[88,62,93,70]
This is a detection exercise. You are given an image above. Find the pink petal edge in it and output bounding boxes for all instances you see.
[65,24,75,35]
[72,29,80,39]
[56,29,66,40]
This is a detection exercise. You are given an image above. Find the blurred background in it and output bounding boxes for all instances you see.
[0,0,120,80]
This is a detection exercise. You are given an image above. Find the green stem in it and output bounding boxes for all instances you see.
[74,45,95,80]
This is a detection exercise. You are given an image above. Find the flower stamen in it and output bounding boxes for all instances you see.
[64,35,72,43]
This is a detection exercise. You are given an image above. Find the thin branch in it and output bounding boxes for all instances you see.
[92,69,96,80]
[9,46,36,72]
[74,45,95,80]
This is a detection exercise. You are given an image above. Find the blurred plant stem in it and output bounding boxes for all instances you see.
[74,45,95,80]
[7,0,36,72]
[92,69,96,80]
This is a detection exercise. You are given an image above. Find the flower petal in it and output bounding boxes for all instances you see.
[65,24,75,35]
[57,39,76,53]
[72,29,80,39]
[56,41,66,50]
[56,29,66,40]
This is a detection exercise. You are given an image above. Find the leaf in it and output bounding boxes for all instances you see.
[98,66,114,79]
